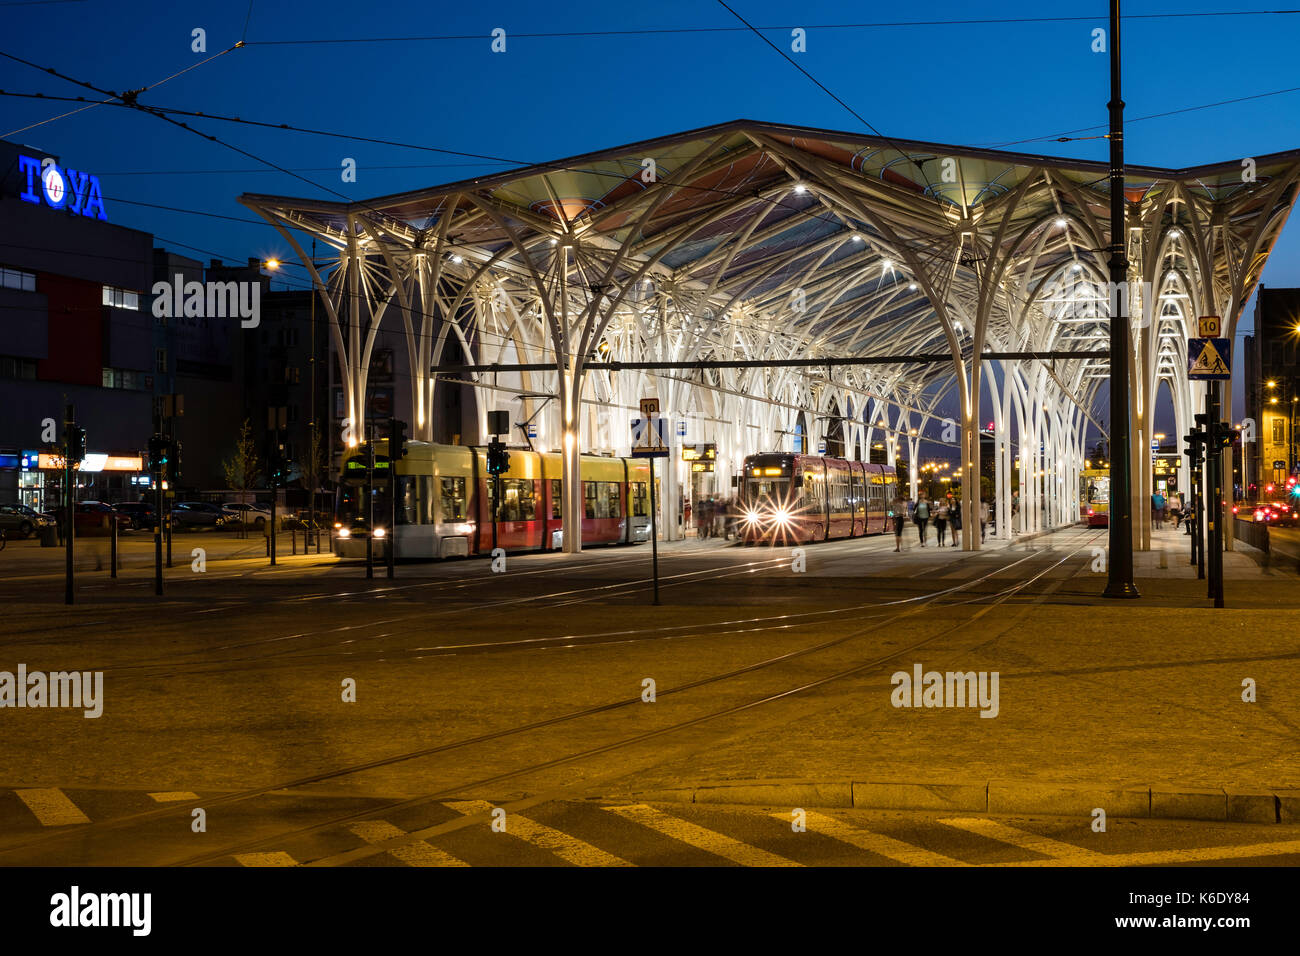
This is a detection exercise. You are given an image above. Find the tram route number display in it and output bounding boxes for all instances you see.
[343,454,390,484]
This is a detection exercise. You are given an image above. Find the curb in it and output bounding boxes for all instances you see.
[604,778,1292,824]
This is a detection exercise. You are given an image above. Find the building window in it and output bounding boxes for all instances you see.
[102,285,140,310]
[1,266,37,292]
[101,368,146,390]
[0,355,38,379]
[156,348,167,374]
[1274,419,1286,444]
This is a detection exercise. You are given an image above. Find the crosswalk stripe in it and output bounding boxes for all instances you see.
[938,817,1102,862]
[605,803,800,867]
[446,800,633,867]
[782,810,968,866]
[1001,838,1300,868]
[347,821,469,867]
[148,791,199,803]
[15,788,91,826]
[234,851,298,867]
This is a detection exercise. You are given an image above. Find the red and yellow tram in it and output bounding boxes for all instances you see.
[740,452,897,545]
[334,440,650,559]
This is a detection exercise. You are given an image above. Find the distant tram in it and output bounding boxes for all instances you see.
[1080,467,1110,527]
[739,453,898,545]
[334,440,650,559]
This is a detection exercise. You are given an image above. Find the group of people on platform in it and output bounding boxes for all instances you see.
[684,496,737,540]
[887,493,995,551]
[1153,491,1197,533]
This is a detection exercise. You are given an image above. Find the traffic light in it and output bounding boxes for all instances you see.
[390,419,408,460]
[67,425,87,463]
[148,434,169,473]
[487,440,511,475]
[269,456,290,487]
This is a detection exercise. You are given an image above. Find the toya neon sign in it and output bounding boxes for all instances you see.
[17,154,107,220]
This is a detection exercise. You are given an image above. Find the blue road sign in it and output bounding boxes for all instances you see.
[631,417,670,457]
[1187,338,1231,380]
[676,420,687,437]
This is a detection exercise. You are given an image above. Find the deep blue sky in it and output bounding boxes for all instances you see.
[5,0,1299,429]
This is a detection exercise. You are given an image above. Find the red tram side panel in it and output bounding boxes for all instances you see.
[333,441,650,560]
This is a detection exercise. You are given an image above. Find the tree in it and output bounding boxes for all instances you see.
[300,423,328,549]
[222,418,258,539]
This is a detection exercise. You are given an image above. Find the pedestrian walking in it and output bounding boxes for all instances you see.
[949,498,962,547]
[914,498,930,546]
[934,499,949,546]
[890,493,909,551]
[1152,491,1166,529]
[979,498,990,543]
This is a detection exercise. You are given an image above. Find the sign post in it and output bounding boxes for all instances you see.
[633,398,669,605]
[64,403,75,606]
[1189,320,1230,608]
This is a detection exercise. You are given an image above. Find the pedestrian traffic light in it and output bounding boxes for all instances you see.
[67,425,87,463]
[390,419,408,460]
[487,440,510,475]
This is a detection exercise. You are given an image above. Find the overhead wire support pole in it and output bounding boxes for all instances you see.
[1103,0,1140,599]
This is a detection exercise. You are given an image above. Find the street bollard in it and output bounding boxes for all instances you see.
[110,518,118,578]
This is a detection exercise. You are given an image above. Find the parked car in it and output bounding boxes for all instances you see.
[171,501,224,527]
[50,501,131,535]
[220,501,273,528]
[112,501,159,530]
[0,503,54,538]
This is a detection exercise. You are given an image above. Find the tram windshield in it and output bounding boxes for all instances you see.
[1084,475,1110,505]
[745,477,789,502]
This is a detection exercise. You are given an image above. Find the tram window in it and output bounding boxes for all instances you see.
[439,476,466,521]
[496,478,537,522]
[746,477,787,500]
[631,481,648,517]
[583,481,621,518]
[551,479,562,519]
[396,476,420,524]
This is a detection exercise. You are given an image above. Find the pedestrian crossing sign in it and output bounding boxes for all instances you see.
[1187,337,1231,380]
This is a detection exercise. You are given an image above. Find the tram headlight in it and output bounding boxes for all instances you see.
[337,527,351,538]
[373,527,386,538]
[744,509,758,524]
[774,508,792,526]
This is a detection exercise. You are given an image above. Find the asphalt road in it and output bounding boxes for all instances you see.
[2,527,1297,867]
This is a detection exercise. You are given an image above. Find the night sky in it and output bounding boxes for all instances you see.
[4,0,1299,433]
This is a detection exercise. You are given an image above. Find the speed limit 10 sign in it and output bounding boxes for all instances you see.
[1197,315,1221,337]
[639,397,660,417]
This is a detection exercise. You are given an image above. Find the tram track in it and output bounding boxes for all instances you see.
[0,529,1100,864]
[48,533,1036,678]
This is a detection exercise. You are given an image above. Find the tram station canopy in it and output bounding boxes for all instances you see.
[241,119,1300,549]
